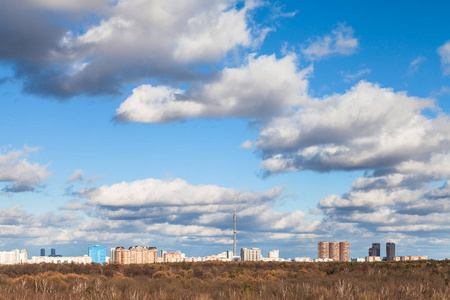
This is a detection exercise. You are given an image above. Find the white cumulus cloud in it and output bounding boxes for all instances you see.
[437,41,450,75]
[66,169,84,183]
[255,81,447,175]
[115,54,311,122]
[0,146,51,192]
[302,23,358,60]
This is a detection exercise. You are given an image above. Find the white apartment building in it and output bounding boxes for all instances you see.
[30,255,92,264]
[268,250,279,260]
[0,249,28,264]
[294,257,312,262]
[313,258,333,262]
[240,248,261,261]
[351,258,365,262]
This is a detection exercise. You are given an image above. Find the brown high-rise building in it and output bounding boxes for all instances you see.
[114,246,157,264]
[339,242,350,262]
[318,241,351,261]
[386,242,395,261]
[318,242,329,259]
[329,242,340,261]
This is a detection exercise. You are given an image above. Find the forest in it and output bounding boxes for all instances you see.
[0,260,448,299]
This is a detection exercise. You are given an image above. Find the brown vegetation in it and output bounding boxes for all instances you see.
[0,261,448,299]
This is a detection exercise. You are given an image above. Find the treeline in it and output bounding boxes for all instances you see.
[0,261,448,299]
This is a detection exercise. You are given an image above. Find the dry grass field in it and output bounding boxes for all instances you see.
[0,261,448,299]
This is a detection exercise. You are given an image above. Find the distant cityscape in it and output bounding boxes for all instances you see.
[317,241,430,263]
[0,241,446,265]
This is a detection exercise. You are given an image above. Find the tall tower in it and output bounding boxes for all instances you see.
[329,242,340,261]
[339,242,350,262]
[318,242,329,259]
[386,242,395,261]
[233,193,237,257]
[372,243,381,256]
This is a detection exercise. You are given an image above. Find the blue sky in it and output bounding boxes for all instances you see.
[1,0,450,259]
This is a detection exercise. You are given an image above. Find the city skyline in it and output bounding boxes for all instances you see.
[0,240,439,263]
[0,239,444,264]
[1,0,450,259]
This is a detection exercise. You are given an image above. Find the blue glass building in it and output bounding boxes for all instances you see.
[88,245,106,264]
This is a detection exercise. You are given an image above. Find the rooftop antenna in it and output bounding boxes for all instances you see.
[233,193,237,258]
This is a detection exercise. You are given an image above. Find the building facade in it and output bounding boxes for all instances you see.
[88,245,106,264]
[240,248,261,261]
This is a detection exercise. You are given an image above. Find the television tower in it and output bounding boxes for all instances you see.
[233,193,237,257]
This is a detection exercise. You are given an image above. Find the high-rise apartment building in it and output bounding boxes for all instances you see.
[113,246,157,264]
[88,245,106,264]
[372,243,381,256]
[50,248,56,257]
[0,249,28,264]
[40,249,45,256]
[369,243,381,257]
[329,242,340,261]
[386,242,395,261]
[318,241,350,262]
[240,248,261,261]
[110,248,115,262]
[339,242,350,262]
[268,250,279,260]
[318,242,329,259]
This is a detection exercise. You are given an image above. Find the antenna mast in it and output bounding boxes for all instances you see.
[233,193,237,258]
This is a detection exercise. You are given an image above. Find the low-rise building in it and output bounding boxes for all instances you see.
[313,258,333,262]
[30,255,92,264]
[164,252,184,262]
[294,257,312,262]
[351,258,365,262]
[393,256,428,261]
[365,256,381,262]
